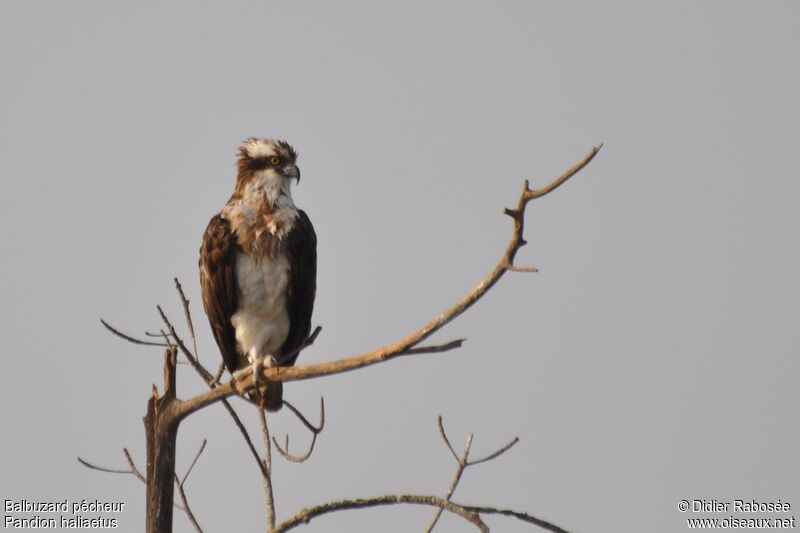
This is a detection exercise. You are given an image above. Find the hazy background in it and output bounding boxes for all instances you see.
[1,2,797,532]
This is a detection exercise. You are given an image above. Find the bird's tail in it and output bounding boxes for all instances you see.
[250,382,283,412]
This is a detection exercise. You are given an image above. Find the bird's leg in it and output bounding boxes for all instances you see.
[248,353,279,406]
[249,355,264,401]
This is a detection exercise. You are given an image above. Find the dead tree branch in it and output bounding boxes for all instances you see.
[77,448,145,483]
[169,441,206,519]
[426,416,520,532]
[273,495,489,533]
[173,473,203,533]
[100,319,168,347]
[179,145,602,417]
[462,505,572,533]
[257,408,276,531]
[272,398,325,462]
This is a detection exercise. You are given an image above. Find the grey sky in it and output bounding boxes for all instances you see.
[1,2,798,532]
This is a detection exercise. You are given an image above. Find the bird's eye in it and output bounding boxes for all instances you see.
[270,156,281,166]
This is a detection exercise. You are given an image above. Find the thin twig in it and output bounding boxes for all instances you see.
[175,278,200,364]
[272,398,325,463]
[462,505,573,533]
[212,361,226,386]
[174,473,204,533]
[99,319,168,347]
[466,436,519,466]
[437,415,460,463]
[78,452,188,512]
[122,448,146,483]
[77,456,138,476]
[222,399,270,479]
[181,439,207,485]
[156,305,209,382]
[278,326,322,366]
[282,397,325,434]
[272,432,318,463]
[399,339,465,356]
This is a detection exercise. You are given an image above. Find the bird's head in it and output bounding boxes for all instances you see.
[235,138,300,205]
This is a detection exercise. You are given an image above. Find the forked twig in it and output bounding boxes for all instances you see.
[99,319,168,347]
[170,439,208,532]
[174,473,204,533]
[77,449,145,482]
[272,398,326,462]
[427,416,519,532]
[78,451,189,512]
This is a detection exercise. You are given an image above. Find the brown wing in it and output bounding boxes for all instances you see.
[279,209,317,366]
[199,214,241,374]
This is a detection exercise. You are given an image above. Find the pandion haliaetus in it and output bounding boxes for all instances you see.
[199,139,317,411]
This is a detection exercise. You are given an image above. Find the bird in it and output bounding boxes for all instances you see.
[199,138,317,411]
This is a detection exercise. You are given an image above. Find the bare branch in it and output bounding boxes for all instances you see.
[158,329,174,348]
[505,265,539,273]
[77,456,138,477]
[222,399,270,479]
[77,448,146,484]
[257,408,276,532]
[274,495,488,533]
[282,397,325,434]
[122,448,146,483]
[467,436,519,466]
[428,417,521,531]
[277,325,322,366]
[272,432,318,463]
[79,450,194,515]
[173,473,204,533]
[100,319,168,347]
[176,145,602,418]
[426,431,473,532]
[156,305,215,386]
[174,278,200,364]
[437,415,460,463]
[181,439,207,486]
[212,361,226,386]
[525,143,602,200]
[463,505,573,533]
[272,398,325,463]
[399,339,465,356]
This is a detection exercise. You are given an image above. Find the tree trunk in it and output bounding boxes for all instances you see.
[145,347,180,533]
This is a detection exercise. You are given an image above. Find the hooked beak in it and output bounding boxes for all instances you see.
[283,164,301,183]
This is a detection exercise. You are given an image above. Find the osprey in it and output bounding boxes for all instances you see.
[199,139,317,411]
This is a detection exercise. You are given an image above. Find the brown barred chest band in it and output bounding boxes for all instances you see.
[223,202,299,261]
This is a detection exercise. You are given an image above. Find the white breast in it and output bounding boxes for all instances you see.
[231,250,291,366]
